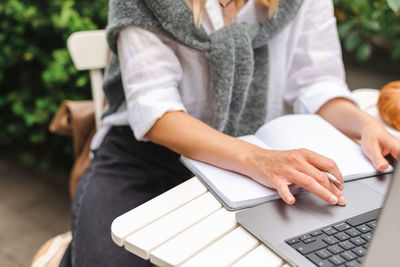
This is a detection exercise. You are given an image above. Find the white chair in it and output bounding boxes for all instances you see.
[31,30,110,267]
[67,30,108,129]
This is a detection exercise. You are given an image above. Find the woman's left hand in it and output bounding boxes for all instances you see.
[317,98,400,172]
[360,116,400,171]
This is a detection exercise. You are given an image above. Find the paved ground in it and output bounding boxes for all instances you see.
[0,159,70,267]
[0,58,398,267]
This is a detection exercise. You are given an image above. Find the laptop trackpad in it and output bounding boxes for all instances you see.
[294,180,384,225]
[236,179,387,246]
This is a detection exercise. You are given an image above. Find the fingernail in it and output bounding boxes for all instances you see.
[329,195,338,204]
[339,196,346,205]
[377,162,387,170]
[287,196,294,204]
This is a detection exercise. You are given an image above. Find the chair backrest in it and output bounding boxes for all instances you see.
[67,30,108,129]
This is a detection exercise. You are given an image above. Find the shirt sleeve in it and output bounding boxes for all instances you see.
[284,0,357,114]
[117,26,187,141]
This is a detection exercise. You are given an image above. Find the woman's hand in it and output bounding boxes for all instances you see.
[360,116,400,171]
[147,111,347,207]
[317,98,400,172]
[241,146,346,206]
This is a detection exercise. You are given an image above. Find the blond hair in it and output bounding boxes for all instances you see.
[189,0,280,26]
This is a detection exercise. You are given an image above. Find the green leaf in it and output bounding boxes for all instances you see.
[387,0,400,14]
[24,114,36,126]
[75,75,88,87]
[29,132,45,144]
[345,30,362,52]
[356,43,373,61]
[362,19,380,31]
[391,42,400,60]
[11,101,24,115]
[338,21,355,38]
[35,98,48,109]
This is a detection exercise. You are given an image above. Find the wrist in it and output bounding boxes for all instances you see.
[233,140,267,175]
[359,112,381,133]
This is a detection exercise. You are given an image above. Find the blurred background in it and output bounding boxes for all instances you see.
[0,0,399,266]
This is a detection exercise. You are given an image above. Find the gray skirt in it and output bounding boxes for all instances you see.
[60,126,192,267]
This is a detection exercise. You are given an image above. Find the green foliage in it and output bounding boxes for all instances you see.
[334,0,400,61]
[0,0,107,169]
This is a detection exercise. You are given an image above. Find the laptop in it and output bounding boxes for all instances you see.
[236,164,399,267]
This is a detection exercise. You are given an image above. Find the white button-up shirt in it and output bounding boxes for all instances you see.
[91,0,353,149]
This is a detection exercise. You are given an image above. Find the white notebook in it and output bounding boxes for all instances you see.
[181,114,392,210]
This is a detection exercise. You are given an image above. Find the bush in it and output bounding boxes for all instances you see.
[0,0,107,169]
[334,0,400,61]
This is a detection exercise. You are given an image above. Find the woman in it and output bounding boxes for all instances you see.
[60,0,400,266]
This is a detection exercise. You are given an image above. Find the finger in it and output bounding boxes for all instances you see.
[300,163,344,192]
[304,167,346,203]
[317,171,345,200]
[363,138,389,171]
[328,173,344,191]
[301,149,344,186]
[253,175,295,204]
[291,171,339,205]
[275,181,295,205]
[328,181,346,206]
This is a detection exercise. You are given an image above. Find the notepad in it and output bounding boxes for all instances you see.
[181,114,393,211]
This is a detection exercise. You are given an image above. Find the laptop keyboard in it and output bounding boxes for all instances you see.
[285,208,380,267]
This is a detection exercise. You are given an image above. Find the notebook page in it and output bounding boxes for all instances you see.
[181,135,282,209]
[255,114,391,180]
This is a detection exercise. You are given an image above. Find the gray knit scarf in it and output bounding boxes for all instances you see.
[103,0,303,136]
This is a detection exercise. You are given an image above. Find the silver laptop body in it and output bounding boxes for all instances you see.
[236,167,398,266]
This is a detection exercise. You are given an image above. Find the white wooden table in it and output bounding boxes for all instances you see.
[111,176,289,267]
[111,89,400,266]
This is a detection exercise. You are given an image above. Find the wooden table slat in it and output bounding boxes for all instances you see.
[124,192,222,259]
[150,208,237,267]
[111,177,207,246]
[231,244,285,267]
[181,226,260,267]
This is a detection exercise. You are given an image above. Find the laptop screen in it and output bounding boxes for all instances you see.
[362,162,399,267]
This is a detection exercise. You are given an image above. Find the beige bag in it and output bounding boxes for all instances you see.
[49,100,96,198]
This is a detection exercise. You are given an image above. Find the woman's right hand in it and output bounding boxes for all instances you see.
[146,111,346,206]
[240,145,346,206]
